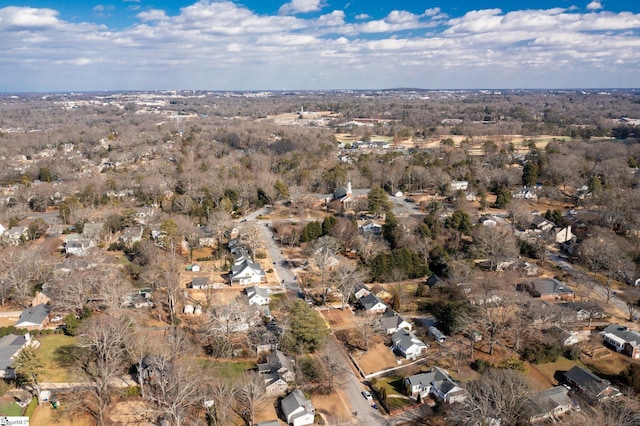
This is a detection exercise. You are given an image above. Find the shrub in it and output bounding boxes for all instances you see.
[124,386,141,397]
[564,346,580,360]
[24,397,37,417]
[521,343,562,364]
[471,359,494,373]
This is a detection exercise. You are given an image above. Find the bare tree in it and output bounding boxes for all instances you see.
[237,371,267,426]
[203,376,238,426]
[472,226,518,272]
[451,368,533,426]
[125,326,156,399]
[332,262,365,310]
[75,314,132,426]
[310,236,341,303]
[317,345,348,391]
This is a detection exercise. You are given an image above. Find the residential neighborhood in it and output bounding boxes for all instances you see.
[0,89,639,425]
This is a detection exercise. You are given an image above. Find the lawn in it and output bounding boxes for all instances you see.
[530,356,586,386]
[374,376,413,411]
[199,359,256,379]
[0,401,23,416]
[37,334,78,383]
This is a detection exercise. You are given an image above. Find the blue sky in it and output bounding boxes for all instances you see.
[0,0,638,91]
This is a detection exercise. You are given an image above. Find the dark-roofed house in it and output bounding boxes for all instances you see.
[258,349,295,395]
[0,333,35,378]
[426,274,446,289]
[281,389,315,426]
[601,324,640,359]
[190,277,213,290]
[376,309,411,334]
[563,365,621,402]
[404,366,466,403]
[527,278,574,301]
[392,329,427,360]
[358,293,387,315]
[530,386,575,423]
[15,304,51,330]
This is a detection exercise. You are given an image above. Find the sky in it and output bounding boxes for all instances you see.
[0,0,639,92]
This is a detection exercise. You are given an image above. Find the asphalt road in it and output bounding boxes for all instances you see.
[327,337,388,425]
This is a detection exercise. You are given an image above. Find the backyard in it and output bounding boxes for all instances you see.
[37,334,78,383]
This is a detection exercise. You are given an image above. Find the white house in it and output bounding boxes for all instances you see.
[230,258,266,286]
[64,238,95,257]
[281,389,315,426]
[246,286,271,306]
[359,293,387,315]
[530,386,575,423]
[392,330,427,360]
[404,367,466,403]
[376,310,412,334]
[450,180,469,191]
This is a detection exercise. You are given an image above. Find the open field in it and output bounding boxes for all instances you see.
[37,334,77,383]
[313,391,351,423]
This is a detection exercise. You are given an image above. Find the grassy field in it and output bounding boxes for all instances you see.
[530,356,587,386]
[198,359,256,379]
[37,334,77,383]
[0,401,23,416]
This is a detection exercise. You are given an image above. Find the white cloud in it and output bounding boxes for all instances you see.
[0,3,638,91]
[587,2,603,11]
[355,13,369,20]
[0,6,60,30]
[279,0,325,15]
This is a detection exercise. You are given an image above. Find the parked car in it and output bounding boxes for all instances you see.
[362,390,372,401]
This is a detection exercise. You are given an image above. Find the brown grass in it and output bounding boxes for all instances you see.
[355,340,400,375]
[312,391,351,423]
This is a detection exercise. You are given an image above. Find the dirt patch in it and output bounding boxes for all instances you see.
[322,308,355,330]
[31,404,94,426]
[312,391,351,423]
[109,399,155,425]
[253,397,280,425]
[354,340,400,375]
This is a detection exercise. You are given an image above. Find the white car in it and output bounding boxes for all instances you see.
[51,315,63,322]
[362,390,372,401]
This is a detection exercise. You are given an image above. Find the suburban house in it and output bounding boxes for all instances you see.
[258,349,295,395]
[190,277,213,290]
[64,237,95,257]
[229,254,266,286]
[530,386,575,423]
[513,186,538,200]
[545,326,587,347]
[0,333,36,379]
[82,222,104,242]
[601,324,640,359]
[120,226,144,245]
[404,366,466,403]
[358,220,382,236]
[353,283,370,300]
[426,274,446,289]
[246,286,271,306]
[358,293,387,315]
[531,215,554,232]
[15,304,51,330]
[555,226,576,244]
[450,180,469,191]
[392,329,428,360]
[563,366,622,402]
[281,389,315,426]
[376,310,412,334]
[3,226,28,245]
[526,278,574,301]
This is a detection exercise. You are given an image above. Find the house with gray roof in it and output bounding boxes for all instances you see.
[376,309,411,334]
[82,222,104,242]
[246,286,271,306]
[530,386,575,423]
[602,324,640,359]
[0,333,34,379]
[563,365,621,402]
[527,278,574,301]
[391,329,427,360]
[15,304,51,330]
[230,252,266,286]
[258,349,295,395]
[281,389,314,426]
[404,366,465,403]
